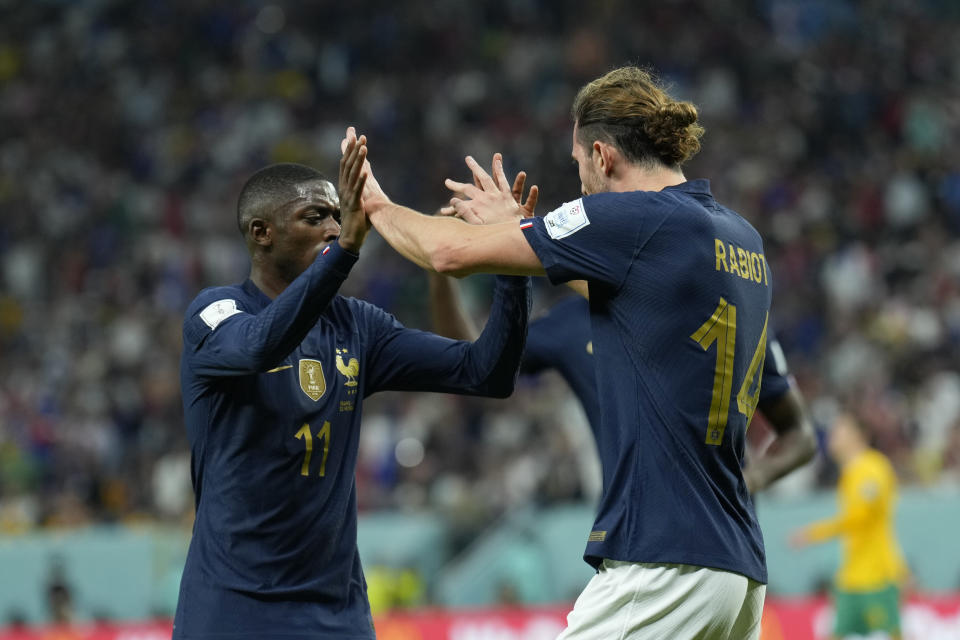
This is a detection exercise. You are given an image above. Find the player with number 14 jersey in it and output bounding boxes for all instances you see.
[522,181,771,583]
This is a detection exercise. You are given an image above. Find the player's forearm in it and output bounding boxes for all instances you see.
[804,518,842,543]
[368,201,545,277]
[191,244,357,374]
[806,503,873,542]
[429,272,479,341]
[367,202,465,273]
[750,388,817,491]
[459,276,532,397]
[746,426,817,492]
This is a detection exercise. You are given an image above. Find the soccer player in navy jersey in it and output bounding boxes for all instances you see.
[343,65,782,638]
[174,136,530,639]
[430,275,816,494]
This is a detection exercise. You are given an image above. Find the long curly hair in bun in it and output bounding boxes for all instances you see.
[572,66,704,169]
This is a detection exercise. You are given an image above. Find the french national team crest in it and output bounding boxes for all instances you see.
[298,359,327,401]
[336,348,360,388]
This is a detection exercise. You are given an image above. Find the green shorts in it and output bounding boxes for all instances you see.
[833,584,901,636]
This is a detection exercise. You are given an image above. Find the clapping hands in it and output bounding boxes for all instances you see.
[339,126,390,212]
[441,153,538,225]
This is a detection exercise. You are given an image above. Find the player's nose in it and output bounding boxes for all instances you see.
[323,220,341,243]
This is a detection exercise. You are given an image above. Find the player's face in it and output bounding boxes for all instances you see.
[571,124,606,196]
[827,415,859,462]
[270,179,342,280]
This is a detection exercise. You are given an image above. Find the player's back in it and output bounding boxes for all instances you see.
[584,180,771,583]
[523,296,601,433]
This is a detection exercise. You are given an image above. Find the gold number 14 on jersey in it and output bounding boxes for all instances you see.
[691,298,768,445]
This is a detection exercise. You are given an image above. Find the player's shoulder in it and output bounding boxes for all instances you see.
[590,179,711,209]
[847,450,894,487]
[862,449,897,478]
[181,284,252,346]
[185,284,249,319]
[584,181,756,234]
[581,188,674,214]
[545,189,679,241]
[335,295,397,329]
[336,294,379,316]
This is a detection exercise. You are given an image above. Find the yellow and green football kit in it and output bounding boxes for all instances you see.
[803,450,908,637]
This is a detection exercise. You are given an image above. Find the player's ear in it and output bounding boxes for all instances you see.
[595,141,618,177]
[250,218,272,247]
[591,140,604,171]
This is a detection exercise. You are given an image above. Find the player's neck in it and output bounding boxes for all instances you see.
[249,266,290,300]
[608,164,686,194]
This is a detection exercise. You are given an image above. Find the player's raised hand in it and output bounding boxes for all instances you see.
[441,153,538,225]
[339,126,390,213]
[509,169,539,218]
[338,129,371,252]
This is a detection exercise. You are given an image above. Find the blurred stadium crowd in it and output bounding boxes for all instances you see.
[1,0,959,543]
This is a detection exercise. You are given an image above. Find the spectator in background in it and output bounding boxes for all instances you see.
[0,1,957,543]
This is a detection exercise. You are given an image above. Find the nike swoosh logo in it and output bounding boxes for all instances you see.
[266,365,293,373]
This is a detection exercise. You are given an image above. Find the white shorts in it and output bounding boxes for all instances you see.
[556,560,766,640]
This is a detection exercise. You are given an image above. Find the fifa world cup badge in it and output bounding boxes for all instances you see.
[298,359,327,401]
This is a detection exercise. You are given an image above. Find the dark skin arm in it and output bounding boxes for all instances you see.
[744,385,818,493]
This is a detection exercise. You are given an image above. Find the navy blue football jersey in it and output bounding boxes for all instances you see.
[522,296,601,434]
[175,243,530,639]
[521,180,771,584]
[525,296,792,444]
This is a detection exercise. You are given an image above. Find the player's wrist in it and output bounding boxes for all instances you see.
[365,196,393,219]
[336,236,362,255]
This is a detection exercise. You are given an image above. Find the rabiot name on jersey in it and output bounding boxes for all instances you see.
[715,238,768,286]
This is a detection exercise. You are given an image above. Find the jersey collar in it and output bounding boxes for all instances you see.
[664,179,711,196]
[241,278,274,309]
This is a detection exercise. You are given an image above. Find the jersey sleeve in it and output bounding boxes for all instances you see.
[364,276,531,397]
[519,193,649,289]
[758,328,792,403]
[182,243,358,377]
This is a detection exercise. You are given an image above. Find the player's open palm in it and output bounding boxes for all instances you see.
[338,129,371,252]
[340,126,390,214]
[442,153,538,225]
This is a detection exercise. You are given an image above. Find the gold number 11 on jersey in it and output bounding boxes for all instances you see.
[295,421,331,476]
[691,298,768,445]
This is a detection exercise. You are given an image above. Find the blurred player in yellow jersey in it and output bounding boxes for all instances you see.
[792,413,909,640]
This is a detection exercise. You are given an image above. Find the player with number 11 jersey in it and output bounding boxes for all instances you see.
[174,158,530,640]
